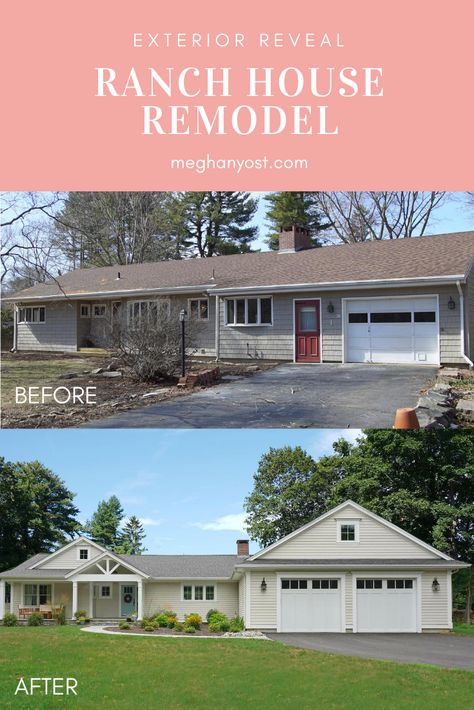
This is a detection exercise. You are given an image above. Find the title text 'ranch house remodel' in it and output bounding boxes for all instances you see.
[0,502,468,633]
[8,230,474,367]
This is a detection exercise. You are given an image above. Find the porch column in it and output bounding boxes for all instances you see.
[71,581,78,620]
[89,583,94,619]
[0,580,5,619]
[137,579,144,620]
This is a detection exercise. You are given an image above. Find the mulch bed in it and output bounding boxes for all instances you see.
[104,625,225,637]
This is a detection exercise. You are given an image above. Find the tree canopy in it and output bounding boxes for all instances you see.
[264,192,329,249]
[85,495,125,550]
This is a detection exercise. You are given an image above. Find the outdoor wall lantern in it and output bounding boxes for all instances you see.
[448,297,456,310]
[261,578,267,592]
[432,578,440,592]
[327,302,335,314]
[179,309,188,377]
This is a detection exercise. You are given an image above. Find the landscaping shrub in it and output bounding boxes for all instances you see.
[140,616,156,628]
[209,621,222,633]
[229,616,245,632]
[206,609,220,623]
[74,610,87,620]
[53,607,66,626]
[2,613,17,627]
[184,613,202,630]
[144,625,156,632]
[207,612,230,631]
[174,622,184,632]
[119,621,131,630]
[184,625,196,634]
[155,613,169,628]
[27,613,44,626]
[167,619,176,629]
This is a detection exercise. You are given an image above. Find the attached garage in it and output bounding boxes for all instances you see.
[354,577,418,633]
[279,577,343,632]
[344,296,439,365]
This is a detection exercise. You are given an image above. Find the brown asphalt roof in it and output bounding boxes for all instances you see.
[8,232,474,301]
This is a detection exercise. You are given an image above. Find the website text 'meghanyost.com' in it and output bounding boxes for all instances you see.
[170,154,308,174]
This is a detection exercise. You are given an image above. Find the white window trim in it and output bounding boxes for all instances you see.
[127,298,171,325]
[187,298,209,321]
[79,304,91,318]
[99,584,113,599]
[18,306,46,325]
[77,548,89,561]
[181,583,217,602]
[23,583,52,606]
[337,519,360,543]
[225,296,273,327]
[92,304,107,318]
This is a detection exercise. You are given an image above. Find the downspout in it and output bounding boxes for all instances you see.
[11,304,18,352]
[214,295,220,361]
[456,281,473,368]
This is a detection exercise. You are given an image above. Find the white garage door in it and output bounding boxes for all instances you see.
[346,297,439,364]
[356,578,417,632]
[280,578,342,632]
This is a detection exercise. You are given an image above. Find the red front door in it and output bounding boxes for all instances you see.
[295,300,321,362]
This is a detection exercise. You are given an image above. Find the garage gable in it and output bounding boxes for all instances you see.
[252,501,449,561]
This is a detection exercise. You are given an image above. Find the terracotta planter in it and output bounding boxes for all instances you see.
[393,407,420,429]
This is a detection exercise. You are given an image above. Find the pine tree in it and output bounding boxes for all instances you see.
[264,192,329,249]
[85,495,124,550]
[119,516,147,555]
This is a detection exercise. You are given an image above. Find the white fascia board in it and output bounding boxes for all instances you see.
[64,551,149,579]
[29,537,108,569]
[6,284,217,304]
[212,275,466,296]
[249,500,452,561]
[235,561,469,570]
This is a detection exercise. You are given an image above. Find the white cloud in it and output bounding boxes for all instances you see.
[139,517,163,527]
[192,513,247,532]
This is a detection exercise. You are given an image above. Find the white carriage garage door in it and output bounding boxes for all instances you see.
[280,578,342,632]
[345,297,439,365]
[355,578,417,632]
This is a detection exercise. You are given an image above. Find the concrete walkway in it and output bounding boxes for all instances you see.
[268,632,474,670]
[83,363,437,429]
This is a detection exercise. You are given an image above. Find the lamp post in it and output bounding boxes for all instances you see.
[179,309,187,377]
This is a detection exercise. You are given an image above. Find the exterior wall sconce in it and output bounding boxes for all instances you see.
[327,302,335,314]
[432,578,440,592]
[448,297,456,310]
[261,578,267,592]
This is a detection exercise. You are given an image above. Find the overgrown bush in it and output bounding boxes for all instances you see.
[27,612,44,626]
[2,612,17,627]
[184,625,196,634]
[111,303,201,382]
[229,616,245,632]
[53,606,66,626]
[184,613,202,629]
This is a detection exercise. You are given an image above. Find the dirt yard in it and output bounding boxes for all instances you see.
[0,351,276,428]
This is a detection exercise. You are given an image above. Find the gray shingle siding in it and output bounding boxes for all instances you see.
[17,302,77,352]
[466,267,474,362]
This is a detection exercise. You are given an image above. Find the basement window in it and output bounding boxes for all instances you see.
[18,307,45,324]
[225,297,272,326]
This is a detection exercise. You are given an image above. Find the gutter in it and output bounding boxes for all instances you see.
[212,274,467,296]
[214,294,220,361]
[4,284,217,304]
[234,562,470,570]
[11,304,18,352]
[456,281,474,368]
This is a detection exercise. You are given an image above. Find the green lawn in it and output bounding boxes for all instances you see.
[453,623,474,635]
[0,627,472,709]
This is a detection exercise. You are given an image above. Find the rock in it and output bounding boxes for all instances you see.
[100,371,122,378]
[456,398,474,413]
[433,383,452,395]
[60,372,79,379]
[106,361,120,372]
[246,365,260,372]
[222,630,270,639]
[141,389,169,398]
[90,368,104,375]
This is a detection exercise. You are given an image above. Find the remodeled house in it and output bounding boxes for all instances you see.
[0,501,468,633]
[6,230,474,366]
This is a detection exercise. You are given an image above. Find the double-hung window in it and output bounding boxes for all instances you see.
[337,520,359,542]
[127,299,170,327]
[183,584,215,601]
[24,584,51,606]
[225,297,272,326]
[189,298,209,321]
[18,307,45,324]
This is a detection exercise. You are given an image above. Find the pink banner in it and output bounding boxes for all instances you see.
[1,1,473,189]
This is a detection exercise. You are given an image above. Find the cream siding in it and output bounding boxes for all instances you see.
[143,581,238,621]
[345,572,353,628]
[39,543,102,570]
[94,582,120,618]
[248,571,277,628]
[17,301,78,352]
[238,577,246,620]
[261,505,439,560]
[421,571,451,628]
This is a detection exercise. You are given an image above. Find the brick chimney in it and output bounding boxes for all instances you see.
[278,226,313,253]
[236,539,249,556]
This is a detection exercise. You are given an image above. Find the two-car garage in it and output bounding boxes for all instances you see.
[345,296,439,365]
[279,576,418,633]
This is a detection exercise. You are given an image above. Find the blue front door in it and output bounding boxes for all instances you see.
[120,585,137,617]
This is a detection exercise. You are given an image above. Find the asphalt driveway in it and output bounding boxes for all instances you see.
[84,363,437,429]
[267,633,474,670]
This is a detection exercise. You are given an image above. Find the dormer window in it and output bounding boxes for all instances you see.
[79,548,89,560]
[337,520,359,542]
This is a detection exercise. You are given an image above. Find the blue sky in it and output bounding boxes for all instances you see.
[0,428,360,555]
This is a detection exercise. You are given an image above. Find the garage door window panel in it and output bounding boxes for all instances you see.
[348,313,368,323]
[414,312,436,322]
[370,312,412,323]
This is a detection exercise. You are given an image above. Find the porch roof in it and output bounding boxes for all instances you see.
[6,231,474,303]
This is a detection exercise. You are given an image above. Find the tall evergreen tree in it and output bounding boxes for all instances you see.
[85,495,124,550]
[118,516,147,555]
[169,191,258,256]
[0,458,80,572]
[264,192,329,249]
